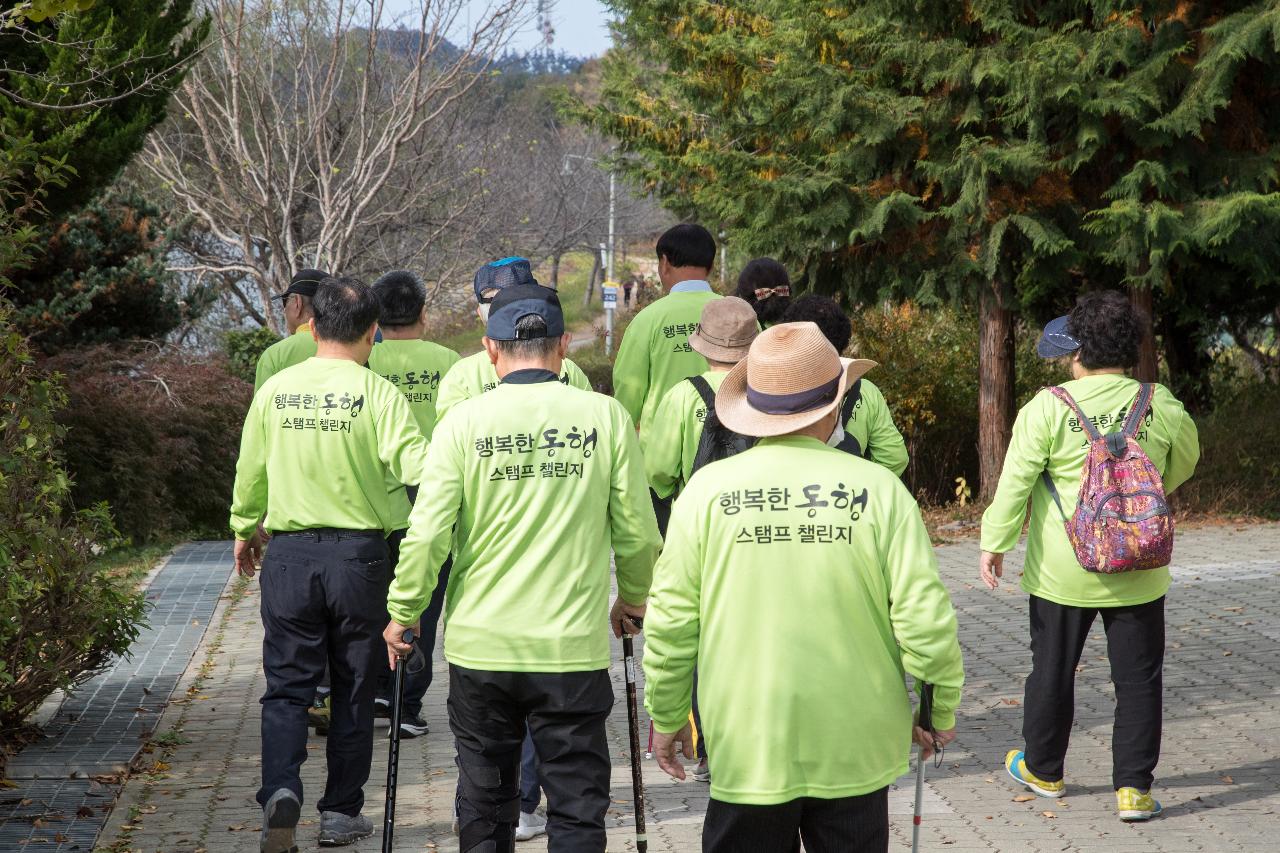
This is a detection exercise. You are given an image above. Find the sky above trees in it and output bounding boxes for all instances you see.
[385,0,613,56]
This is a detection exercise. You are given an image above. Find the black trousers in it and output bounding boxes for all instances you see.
[257,529,390,816]
[1022,594,1165,791]
[703,788,888,853]
[448,665,613,853]
[376,528,451,717]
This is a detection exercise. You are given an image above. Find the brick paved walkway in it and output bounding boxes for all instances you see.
[81,524,1280,851]
[0,543,233,852]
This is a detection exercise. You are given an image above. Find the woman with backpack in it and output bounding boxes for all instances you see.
[979,290,1199,823]
[642,296,761,783]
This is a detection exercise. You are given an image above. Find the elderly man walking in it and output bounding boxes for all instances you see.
[385,284,661,852]
[255,268,329,391]
[231,277,429,852]
[612,224,723,434]
[644,323,965,852]
[436,257,592,422]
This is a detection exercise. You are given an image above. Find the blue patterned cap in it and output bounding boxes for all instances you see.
[473,257,537,302]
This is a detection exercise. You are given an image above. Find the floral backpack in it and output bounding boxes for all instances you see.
[1040,383,1174,574]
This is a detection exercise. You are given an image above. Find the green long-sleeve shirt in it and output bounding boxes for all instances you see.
[844,378,909,476]
[612,287,721,432]
[644,435,964,805]
[435,350,591,425]
[230,357,429,538]
[368,338,461,529]
[254,327,317,391]
[642,370,728,500]
[387,371,662,673]
[980,374,1200,608]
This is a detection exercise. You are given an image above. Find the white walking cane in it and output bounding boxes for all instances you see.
[912,683,940,853]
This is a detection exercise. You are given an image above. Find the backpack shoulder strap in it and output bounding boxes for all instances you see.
[1121,382,1155,438]
[688,374,716,409]
[1047,386,1103,442]
[840,378,863,425]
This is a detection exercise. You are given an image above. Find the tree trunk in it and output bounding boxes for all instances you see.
[1129,283,1158,382]
[1163,312,1214,413]
[550,252,562,289]
[583,247,601,308]
[978,278,1016,500]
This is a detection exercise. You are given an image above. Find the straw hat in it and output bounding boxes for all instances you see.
[689,296,759,363]
[716,322,877,437]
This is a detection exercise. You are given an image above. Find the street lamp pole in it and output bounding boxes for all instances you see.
[605,170,617,355]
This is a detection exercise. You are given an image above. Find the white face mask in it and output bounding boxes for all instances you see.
[827,418,845,448]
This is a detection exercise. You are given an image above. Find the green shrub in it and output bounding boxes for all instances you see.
[225,326,281,384]
[1174,379,1280,518]
[1,307,146,731]
[850,302,1063,504]
[45,344,253,542]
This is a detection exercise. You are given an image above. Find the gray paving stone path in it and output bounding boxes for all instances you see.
[0,542,233,851]
[22,525,1280,851]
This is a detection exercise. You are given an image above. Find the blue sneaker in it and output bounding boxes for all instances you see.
[1005,749,1065,798]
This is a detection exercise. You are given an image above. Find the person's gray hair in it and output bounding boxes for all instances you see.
[495,315,559,358]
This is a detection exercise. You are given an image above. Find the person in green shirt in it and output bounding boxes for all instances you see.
[612,223,722,433]
[254,268,328,391]
[230,277,429,853]
[436,257,591,424]
[644,322,964,853]
[383,284,661,852]
[366,270,461,740]
[641,294,759,785]
[643,296,760,505]
[431,257,587,840]
[732,257,792,327]
[979,291,1199,823]
[782,295,910,476]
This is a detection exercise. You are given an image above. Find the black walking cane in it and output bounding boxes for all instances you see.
[383,629,420,853]
[622,618,648,853]
[912,682,941,853]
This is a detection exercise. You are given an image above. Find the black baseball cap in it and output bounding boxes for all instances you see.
[272,268,329,301]
[486,284,564,341]
[1036,315,1082,358]
[473,257,537,303]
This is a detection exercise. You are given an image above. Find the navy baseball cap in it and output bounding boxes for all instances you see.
[273,268,329,301]
[1036,315,1082,358]
[486,284,565,341]
[473,257,537,303]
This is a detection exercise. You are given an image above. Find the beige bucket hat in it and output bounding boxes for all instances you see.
[716,322,877,437]
[689,296,759,363]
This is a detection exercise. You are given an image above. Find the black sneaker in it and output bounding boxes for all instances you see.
[373,697,391,719]
[396,714,429,739]
[318,811,372,847]
[260,788,300,853]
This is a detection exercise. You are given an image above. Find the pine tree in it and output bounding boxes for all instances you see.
[0,0,207,218]
[587,1,1280,493]
[3,189,181,350]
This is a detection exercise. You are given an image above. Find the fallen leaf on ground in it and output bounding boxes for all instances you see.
[1041,811,1056,818]
[1013,795,1035,802]
[1220,775,1234,784]
[1000,698,1020,706]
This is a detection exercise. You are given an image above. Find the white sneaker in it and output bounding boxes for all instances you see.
[515,810,548,842]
